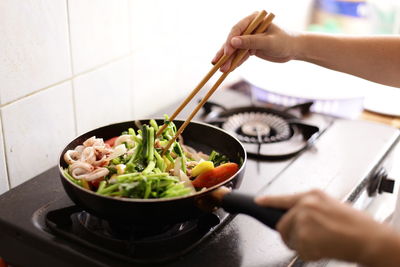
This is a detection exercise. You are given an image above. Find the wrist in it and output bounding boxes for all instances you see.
[358,224,400,267]
[291,32,308,61]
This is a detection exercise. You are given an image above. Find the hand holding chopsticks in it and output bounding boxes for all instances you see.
[159,11,275,155]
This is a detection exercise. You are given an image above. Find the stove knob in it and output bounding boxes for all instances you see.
[367,168,395,197]
[379,174,395,194]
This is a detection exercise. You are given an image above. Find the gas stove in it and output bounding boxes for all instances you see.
[0,83,399,267]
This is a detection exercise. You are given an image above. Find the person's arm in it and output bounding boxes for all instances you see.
[256,189,400,266]
[296,33,400,88]
[213,12,400,88]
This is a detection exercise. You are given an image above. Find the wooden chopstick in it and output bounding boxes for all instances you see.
[162,12,275,155]
[155,10,267,138]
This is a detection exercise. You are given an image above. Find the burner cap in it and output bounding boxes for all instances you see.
[241,121,271,137]
[222,112,291,143]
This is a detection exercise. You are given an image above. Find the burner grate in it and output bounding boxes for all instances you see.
[43,204,233,264]
[201,103,321,159]
[222,112,291,144]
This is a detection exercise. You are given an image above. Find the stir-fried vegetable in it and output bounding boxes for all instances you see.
[191,161,214,177]
[63,118,239,199]
[209,150,229,166]
[192,163,239,188]
[97,173,192,199]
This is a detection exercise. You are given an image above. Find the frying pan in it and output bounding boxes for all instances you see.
[59,119,286,229]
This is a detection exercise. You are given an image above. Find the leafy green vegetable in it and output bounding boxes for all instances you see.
[112,157,121,165]
[105,174,187,199]
[209,150,229,166]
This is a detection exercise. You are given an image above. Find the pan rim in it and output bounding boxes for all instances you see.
[58,119,247,203]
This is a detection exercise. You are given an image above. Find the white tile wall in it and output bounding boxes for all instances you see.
[74,58,133,134]
[0,0,71,104]
[131,43,180,118]
[0,120,9,194]
[68,0,130,74]
[1,82,75,187]
[130,0,180,52]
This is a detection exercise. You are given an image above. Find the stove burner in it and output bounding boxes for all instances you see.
[201,102,321,159]
[222,112,291,143]
[241,121,270,137]
[75,211,196,242]
[43,204,232,264]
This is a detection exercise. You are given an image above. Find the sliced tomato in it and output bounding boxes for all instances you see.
[0,258,8,267]
[105,136,118,147]
[192,163,239,188]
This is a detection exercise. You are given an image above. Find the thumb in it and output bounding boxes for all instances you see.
[231,34,266,50]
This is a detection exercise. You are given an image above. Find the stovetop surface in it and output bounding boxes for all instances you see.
[0,86,399,267]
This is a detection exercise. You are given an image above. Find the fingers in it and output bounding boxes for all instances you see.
[255,190,327,249]
[257,190,374,262]
[261,190,328,251]
[224,12,258,56]
[219,51,250,72]
[234,52,250,70]
[276,206,299,248]
[220,57,233,73]
[231,34,268,50]
[211,12,257,70]
[211,46,224,65]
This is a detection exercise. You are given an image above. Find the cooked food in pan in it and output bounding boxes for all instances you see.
[62,118,239,199]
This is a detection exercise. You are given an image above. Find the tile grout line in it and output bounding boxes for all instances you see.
[65,0,78,136]
[0,110,12,190]
[0,51,134,109]
[127,0,135,119]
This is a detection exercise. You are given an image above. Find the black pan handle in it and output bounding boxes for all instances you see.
[221,191,287,230]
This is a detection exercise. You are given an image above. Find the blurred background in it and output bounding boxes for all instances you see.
[0,0,399,194]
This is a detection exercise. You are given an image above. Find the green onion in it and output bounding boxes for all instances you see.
[117,172,142,182]
[165,151,174,163]
[132,135,142,144]
[98,183,119,195]
[142,161,155,174]
[147,126,154,162]
[154,150,165,172]
[144,180,152,199]
[149,119,159,132]
[141,125,148,159]
[96,181,107,192]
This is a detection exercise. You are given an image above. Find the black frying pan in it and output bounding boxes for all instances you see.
[59,119,286,228]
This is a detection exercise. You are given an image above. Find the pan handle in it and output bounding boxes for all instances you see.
[221,191,287,230]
